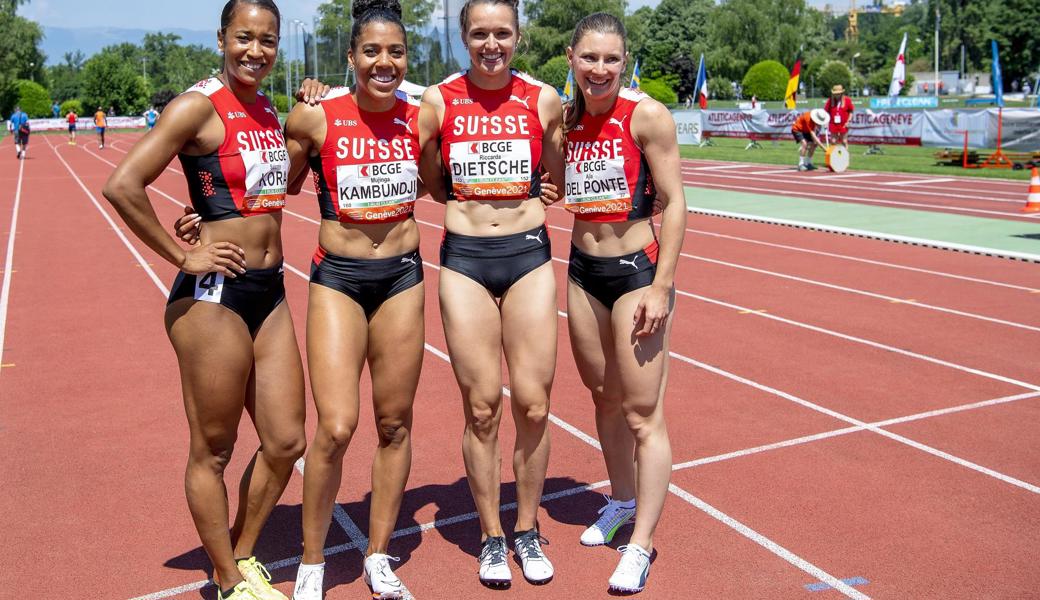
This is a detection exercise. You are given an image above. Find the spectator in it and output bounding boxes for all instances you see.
[824,84,854,148]
[10,105,30,159]
[52,101,61,118]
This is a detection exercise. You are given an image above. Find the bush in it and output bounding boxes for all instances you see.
[708,76,735,100]
[151,89,177,112]
[817,60,852,96]
[639,77,678,105]
[15,80,52,118]
[271,94,289,114]
[510,56,533,75]
[535,56,570,91]
[60,99,84,116]
[741,60,789,102]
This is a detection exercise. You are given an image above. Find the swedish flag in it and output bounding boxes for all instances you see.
[630,59,641,89]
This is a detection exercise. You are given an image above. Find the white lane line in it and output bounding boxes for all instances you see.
[0,156,25,378]
[687,164,753,171]
[680,289,1040,392]
[687,206,1040,263]
[670,352,1040,495]
[686,253,1040,333]
[667,484,871,600]
[884,177,956,187]
[682,167,1027,201]
[672,390,1040,470]
[687,229,1040,293]
[48,139,169,294]
[681,169,1027,206]
[749,168,799,175]
[684,179,1028,219]
[819,173,878,180]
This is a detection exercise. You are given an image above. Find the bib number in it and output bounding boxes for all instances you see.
[564,157,631,215]
[194,272,224,303]
[242,146,289,212]
[336,160,418,221]
[449,139,532,199]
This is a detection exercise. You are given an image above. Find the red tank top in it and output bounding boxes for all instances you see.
[438,70,544,201]
[565,88,656,222]
[309,88,419,224]
[177,78,288,221]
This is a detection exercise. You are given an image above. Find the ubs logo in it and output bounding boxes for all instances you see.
[451,98,474,106]
[334,119,358,127]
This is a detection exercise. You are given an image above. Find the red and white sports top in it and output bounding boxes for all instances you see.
[565,88,656,222]
[438,69,544,201]
[178,78,288,222]
[310,88,419,224]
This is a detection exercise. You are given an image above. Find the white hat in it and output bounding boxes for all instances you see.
[810,108,829,126]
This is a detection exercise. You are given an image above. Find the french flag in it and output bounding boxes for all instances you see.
[694,54,708,109]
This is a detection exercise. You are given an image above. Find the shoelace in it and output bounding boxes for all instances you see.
[370,555,402,584]
[242,559,274,588]
[479,537,508,567]
[614,545,649,577]
[595,495,634,529]
[515,532,550,560]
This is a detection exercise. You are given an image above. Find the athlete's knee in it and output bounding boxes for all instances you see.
[317,418,359,455]
[189,435,237,473]
[262,431,307,462]
[513,397,549,429]
[375,414,411,448]
[466,405,501,441]
[624,405,664,442]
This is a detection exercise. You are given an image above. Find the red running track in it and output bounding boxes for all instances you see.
[0,133,1037,599]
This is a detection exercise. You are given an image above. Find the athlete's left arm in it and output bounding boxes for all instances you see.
[537,84,566,192]
[284,102,325,195]
[632,99,687,338]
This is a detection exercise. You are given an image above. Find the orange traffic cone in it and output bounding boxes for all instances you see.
[1023,167,1040,213]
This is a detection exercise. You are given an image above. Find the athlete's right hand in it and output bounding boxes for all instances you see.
[539,172,559,206]
[173,205,201,245]
[180,242,247,278]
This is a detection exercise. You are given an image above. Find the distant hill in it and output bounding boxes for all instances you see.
[41,26,217,64]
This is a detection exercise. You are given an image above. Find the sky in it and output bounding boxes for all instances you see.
[23,0,834,31]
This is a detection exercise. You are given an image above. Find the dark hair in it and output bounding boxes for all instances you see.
[220,0,281,34]
[350,0,406,50]
[459,0,520,35]
[564,12,626,133]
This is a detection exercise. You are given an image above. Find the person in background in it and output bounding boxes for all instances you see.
[94,106,107,149]
[67,108,79,145]
[791,108,828,171]
[52,101,61,119]
[824,84,853,148]
[107,105,116,117]
[144,106,159,130]
[10,105,29,159]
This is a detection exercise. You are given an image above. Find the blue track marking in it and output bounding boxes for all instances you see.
[805,576,870,592]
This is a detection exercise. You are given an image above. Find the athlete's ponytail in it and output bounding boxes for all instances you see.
[564,13,627,133]
[351,0,406,50]
[220,0,281,34]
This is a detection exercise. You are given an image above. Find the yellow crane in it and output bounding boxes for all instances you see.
[845,0,859,43]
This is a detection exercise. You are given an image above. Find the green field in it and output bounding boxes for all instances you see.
[680,136,1036,180]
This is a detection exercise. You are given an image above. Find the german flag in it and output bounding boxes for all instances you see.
[784,58,802,109]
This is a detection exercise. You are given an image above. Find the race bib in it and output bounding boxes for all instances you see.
[565,157,631,215]
[194,272,224,303]
[449,139,532,199]
[336,160,418,221]
[242,146,289,211]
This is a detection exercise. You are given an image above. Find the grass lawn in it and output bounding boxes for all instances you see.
[680,136,1035,180]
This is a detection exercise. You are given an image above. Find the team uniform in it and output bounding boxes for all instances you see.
[67,112,78,133]
[565,88,659,309]
[307,87,423,317]
[167,77,290,334]
[436,69,550,297]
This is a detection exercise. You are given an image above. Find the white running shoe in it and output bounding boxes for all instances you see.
[608,544,652,593]
[581,495,636,546]
[478,536,512,586]
[291,562,324,600]
[513,529,553,584]
[363,553,407,599]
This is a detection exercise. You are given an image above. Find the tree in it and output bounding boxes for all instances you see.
[536,56,570,90]
[141,33,221,94]
[81,48,150,114]
[60,99,84,115]
[14,79,50,116]
[642,0,713,96]
[522,0,625,67]
[741,60,789,101]
[0,11,45,115]
[47,51,86,103]
[817,60,852,96]
[639,78,678,105]
[710,0,828,82]
[708,76,736,100]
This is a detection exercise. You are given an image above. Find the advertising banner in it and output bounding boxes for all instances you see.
[11,116,147,132]
[696,109,923,145]
[672,110,702,145]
